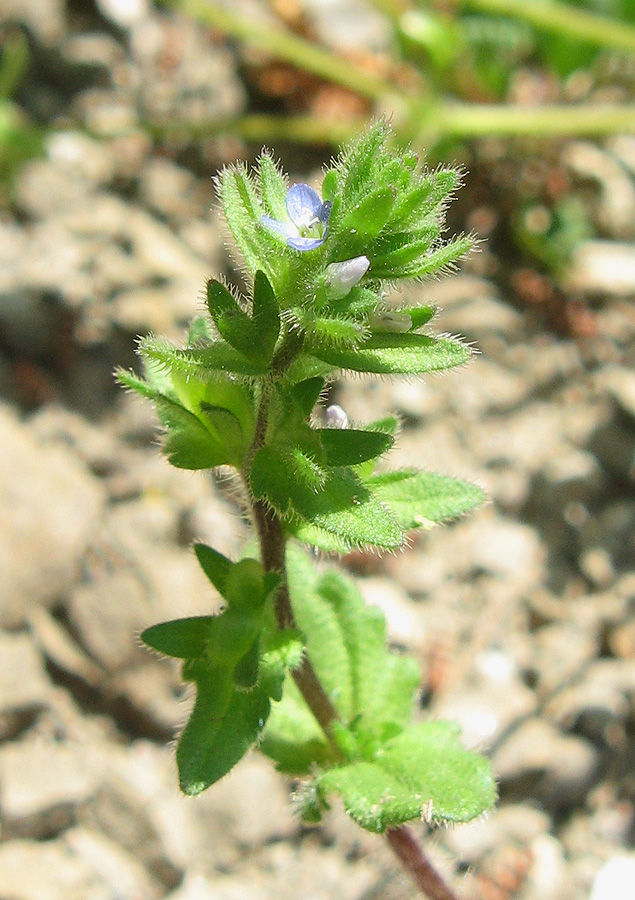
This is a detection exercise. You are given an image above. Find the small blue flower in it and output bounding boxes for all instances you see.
[262,183,332,251]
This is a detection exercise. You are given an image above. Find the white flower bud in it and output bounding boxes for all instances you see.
[325,404,349,429]
[325,256,370,300]
[369,311,413,333]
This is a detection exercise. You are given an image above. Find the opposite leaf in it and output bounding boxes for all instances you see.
[316,721,496,833]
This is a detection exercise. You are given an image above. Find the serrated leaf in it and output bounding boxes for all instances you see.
[286,548,420,731]
[141,616,215,659]
[367,469,485,529]
[315,428,393,467]
[177,626,304,794]
[316,721,496,832]
[310,332,471,375]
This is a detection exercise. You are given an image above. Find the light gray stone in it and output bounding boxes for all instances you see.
[0,404,105,627]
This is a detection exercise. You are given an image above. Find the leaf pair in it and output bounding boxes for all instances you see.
[261,547,496,832]
[141,546,302,794]
[206,271,280,370]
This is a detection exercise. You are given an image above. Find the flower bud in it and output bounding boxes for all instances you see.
[325,404,349,429]
[324,256,370,300]
[369,311,413,333]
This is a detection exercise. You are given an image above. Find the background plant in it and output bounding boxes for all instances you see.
[118,120,496,899]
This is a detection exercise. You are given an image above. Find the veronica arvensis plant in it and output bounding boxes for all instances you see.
[117,121,495,900]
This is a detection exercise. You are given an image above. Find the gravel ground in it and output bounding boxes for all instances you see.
[1,2,634,899]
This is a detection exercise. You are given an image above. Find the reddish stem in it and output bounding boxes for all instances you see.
[387,826,462,900]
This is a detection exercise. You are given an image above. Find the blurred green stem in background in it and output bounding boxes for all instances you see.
[0,29,29,101]
[139,102,635,148]
[160,0,635,147]
[444,0,635,54]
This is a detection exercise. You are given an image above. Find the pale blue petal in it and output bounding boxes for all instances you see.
[287,234,327,251]
[286,183,323,226]
[261,215,296,240]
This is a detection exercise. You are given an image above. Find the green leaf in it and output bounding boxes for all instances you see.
[141,616,215,659]
[340,186,395,240]
[286,548,420,731]
[316,428,393,466]
[367,469,485,529]
[374,235,473,280]
[321,169,338,203]
[177,660,271,795]
[259,152,288,220]
[301,314,368,350]
[177,625,303,794]
[140,335,269,377]
[252,270,281,361]
[194,544,233,597]
[401,304,436,330]
[156,398,231,470]
[216,164,280,285]
[316,721,496,832]
[261,677,333,774]
[290,376,325,417]
[310,332,472,375]
[291,468,404,551]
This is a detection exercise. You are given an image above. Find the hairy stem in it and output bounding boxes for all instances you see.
[387,827,462,900]
[248,338,463,900]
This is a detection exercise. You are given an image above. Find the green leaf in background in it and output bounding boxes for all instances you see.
[367,469,486,529]
[310,332,472,375]
[316,721,496,833]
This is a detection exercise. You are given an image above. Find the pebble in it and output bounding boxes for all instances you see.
[0,405,105,628]
[0,738,101,834]
[0,631,52,715]
[565,241,635,295]
[590,855,635,900]
[493,717,599,805]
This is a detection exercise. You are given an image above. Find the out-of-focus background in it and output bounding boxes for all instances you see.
[0,1,634,898]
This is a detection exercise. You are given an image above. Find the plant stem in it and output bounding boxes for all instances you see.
[443,0,635,54]
[163,0,395,101]
[132,99,635,150]
[387,827,461,900]
[247,360,464,900]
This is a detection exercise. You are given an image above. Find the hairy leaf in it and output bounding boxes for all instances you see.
[367,469,485,528]
[310,332,472,375]
[316,721,496,832]
[315,428,393,466]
